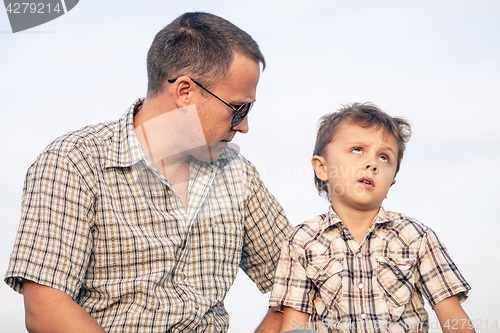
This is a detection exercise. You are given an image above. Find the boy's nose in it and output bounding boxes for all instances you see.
[365,163,378,173]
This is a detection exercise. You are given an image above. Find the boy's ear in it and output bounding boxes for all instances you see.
[385,179,397,199]
[312,155,329,182]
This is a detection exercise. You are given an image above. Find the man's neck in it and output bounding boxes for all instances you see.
[133,96,198,168]
[134,95,171,128]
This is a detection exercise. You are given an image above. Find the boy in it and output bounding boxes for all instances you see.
[269,103,473,332]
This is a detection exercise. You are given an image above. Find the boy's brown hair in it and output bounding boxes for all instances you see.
[313,102,412,200]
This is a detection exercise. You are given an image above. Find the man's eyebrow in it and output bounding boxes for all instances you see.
[230,98,255,106]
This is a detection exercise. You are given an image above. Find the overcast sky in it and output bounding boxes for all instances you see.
[1,1,499,332]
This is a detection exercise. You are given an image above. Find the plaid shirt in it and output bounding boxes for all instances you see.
[269,206,470,333]
[5,99,291,333]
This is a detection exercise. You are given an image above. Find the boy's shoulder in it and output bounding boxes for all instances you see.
[288,213,328,242]
[289,208,432,246]
[382,209,432,240]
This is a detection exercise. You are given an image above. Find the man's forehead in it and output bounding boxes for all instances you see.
[210,52,260,101]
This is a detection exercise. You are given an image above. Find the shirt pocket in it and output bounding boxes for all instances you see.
[306,256,344,309]
[376,257,416,317]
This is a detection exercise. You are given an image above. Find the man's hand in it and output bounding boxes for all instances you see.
[23,279,106,333]
[434,295,476,333]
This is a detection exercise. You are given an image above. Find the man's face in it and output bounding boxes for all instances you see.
[316,123,399,213]
[193,51,260,161]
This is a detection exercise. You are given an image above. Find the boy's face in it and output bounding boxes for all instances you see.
[312,123,399,213]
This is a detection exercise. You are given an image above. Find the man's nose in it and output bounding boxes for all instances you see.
[233,117,249,134]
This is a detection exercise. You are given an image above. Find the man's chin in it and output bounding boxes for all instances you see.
[208,142,229,161]
[218,141,229,150]
[189,142,227,163]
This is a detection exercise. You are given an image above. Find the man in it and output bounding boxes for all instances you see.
[5,12,290,333]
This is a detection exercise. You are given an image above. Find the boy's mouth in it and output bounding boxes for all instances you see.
[358,177,374,188]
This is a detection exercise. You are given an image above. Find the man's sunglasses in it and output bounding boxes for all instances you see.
[167,77,254,128]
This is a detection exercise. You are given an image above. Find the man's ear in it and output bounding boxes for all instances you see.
[312,155,328,182]
[170,76,195,108]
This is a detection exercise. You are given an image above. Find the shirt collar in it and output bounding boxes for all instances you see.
[105,98,147,168]
[321,205,392,232]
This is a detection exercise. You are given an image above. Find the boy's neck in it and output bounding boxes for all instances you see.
[331,204,380,244]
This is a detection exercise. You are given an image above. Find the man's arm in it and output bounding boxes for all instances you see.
[254,308,284,333]
[434,295,476,333]
[254,306,311,333]
[23,279,106,333]
[279,306,310,332]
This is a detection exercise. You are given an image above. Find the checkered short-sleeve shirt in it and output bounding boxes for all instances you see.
[5,99,291,333]
[269,206,470,333]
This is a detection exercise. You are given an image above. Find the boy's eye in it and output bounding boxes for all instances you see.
[379,155,389,163]
[351,147,362,154]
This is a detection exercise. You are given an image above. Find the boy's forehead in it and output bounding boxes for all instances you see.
[332,122,398,148]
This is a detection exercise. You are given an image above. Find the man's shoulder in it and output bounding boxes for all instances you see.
[41,120,117,157]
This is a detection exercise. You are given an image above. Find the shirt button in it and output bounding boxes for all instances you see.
[195,303,200,310]
[360,313,367,320]
[358,283,364,289]
[319,269,326,275]
[357,252,363,259]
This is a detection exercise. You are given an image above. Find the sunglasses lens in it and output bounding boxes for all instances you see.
[231,102,253,127]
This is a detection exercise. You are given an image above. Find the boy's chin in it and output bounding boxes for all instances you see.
[330,197,384,212]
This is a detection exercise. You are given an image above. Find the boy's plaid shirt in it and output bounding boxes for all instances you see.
[269,206,470,333]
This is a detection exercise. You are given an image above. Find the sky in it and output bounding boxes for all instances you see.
[1,0,499,332]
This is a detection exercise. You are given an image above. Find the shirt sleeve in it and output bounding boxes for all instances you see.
[4,149,95,300]
[416,228,470,308]
[239,164,292,294]
[269,231,316,314]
